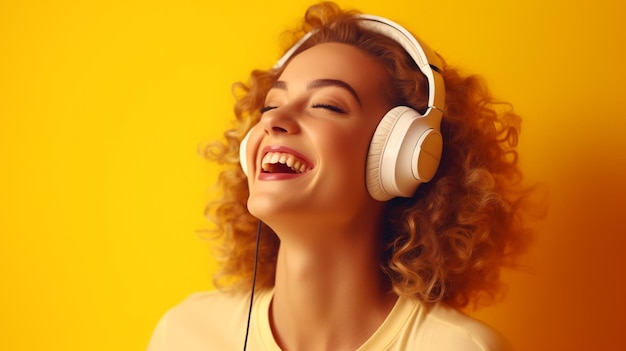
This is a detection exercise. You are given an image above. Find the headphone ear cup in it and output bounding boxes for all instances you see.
[240,131,251,176]
[366,108,402,201]
[366,106,443,201]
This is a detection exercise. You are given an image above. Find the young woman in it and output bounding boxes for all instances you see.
[148,2,532,350]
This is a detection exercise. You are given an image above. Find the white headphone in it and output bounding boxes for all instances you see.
[240,14,445,201]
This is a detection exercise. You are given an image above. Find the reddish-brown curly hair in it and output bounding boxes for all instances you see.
[204,1,535,310]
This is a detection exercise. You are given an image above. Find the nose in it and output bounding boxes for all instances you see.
[260,106,300,136]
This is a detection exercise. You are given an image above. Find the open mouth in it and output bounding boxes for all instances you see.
[261,151,311,174]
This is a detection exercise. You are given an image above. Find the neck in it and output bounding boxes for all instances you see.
[268,214,397,351]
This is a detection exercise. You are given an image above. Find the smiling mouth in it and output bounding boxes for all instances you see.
[261,151,311,174]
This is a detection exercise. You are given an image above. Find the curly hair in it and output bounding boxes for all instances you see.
[204,1,534,310]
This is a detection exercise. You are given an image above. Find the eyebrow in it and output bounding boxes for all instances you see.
[271,79,362,106]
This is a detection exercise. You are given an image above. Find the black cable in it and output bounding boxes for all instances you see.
[243,220,262,351]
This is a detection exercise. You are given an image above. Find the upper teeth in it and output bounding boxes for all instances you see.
[262,152,309,173]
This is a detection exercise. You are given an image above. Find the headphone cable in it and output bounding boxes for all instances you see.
[243,219,262,351]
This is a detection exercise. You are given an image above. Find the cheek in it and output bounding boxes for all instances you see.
[315,124,375,168]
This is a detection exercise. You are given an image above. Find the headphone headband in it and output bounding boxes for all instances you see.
[273,14,445,124]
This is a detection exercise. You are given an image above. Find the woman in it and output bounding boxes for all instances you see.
[149,2,532,350]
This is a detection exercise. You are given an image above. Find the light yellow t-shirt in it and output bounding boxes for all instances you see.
[147,289,510,351]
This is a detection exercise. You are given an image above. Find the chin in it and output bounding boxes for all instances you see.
[247,194,294,221]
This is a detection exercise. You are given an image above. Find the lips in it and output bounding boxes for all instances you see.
[258,145,313,178]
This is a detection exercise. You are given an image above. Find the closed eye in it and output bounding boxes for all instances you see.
[260,105,278,113]
[312,103,346,114]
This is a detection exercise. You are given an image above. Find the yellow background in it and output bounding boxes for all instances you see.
[1,0,625,350]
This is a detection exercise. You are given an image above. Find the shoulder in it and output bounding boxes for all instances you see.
[416,302,512,351]
[147,290,251,351]
[167,289,251,334]
[172,289,250,318]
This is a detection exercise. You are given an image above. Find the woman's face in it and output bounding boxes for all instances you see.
[245,42,393,227]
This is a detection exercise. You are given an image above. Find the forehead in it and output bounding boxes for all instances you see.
[277,42,391,95]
